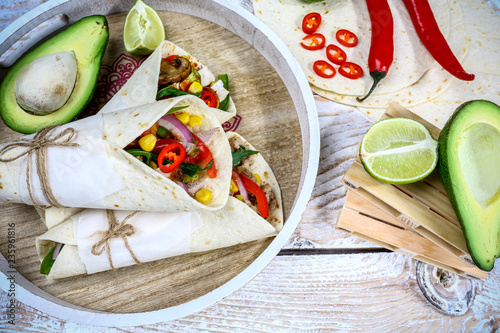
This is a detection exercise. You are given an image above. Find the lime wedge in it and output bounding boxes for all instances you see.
[360,118,438,184]
[124,0,165,55]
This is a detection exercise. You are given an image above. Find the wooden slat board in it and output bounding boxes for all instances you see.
[0,10,302,313]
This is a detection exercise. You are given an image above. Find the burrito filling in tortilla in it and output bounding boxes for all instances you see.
[156,55,231,112]
[229,135,278,221]
[125,106,221,204]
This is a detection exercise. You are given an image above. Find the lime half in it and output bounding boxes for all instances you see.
[124,0,165,55]
[360,118,438,184]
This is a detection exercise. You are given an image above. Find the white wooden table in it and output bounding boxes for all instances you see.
[0,1,499,331]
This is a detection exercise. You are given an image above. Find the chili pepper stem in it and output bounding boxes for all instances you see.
[356,70,387,102]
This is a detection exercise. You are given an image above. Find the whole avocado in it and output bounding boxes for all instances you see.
[0,15,109,134]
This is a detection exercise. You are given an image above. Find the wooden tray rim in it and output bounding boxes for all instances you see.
[0,0,320,326]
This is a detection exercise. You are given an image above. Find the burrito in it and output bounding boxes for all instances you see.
[0,95,232,212]
[36,201,279,280]
[100,40,237,124]
[226,132,283,231]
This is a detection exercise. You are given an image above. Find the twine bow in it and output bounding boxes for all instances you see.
[0,125,79,209]
[91,210,141,270]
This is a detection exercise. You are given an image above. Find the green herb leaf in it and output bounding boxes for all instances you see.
[217,74,230,111]
[165,105,190,115]
[157,87,201,100]
[40,244,64,275]
[232,149,259,168]
[126,149,158,165]
[180,160,214,178]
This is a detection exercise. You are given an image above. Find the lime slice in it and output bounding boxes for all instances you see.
[360,117,438,184]
[124,0,165,55]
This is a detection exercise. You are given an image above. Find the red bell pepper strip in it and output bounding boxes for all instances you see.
[326,44,347,65]
[158,142,186,173]
[300,33,326,51]
[200,87,219,108]
[313,60,336,79]
[239,173,269,218]
[152,138,178,154]
[402,0,474,81]
[191,133,217,178]
[336,29,358,47]
[339,62,364,79]
[163,54,179,63]
[356,0,394,102]
[302,12,321,34]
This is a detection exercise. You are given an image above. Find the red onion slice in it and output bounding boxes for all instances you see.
[52,242,62,260]
[160,114,194,143]
[233,171,248,200]
[176,181,189,193]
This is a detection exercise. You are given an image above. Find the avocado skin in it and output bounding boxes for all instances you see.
[0,15,109,134]
[438,100,500,271]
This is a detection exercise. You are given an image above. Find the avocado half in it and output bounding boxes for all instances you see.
[438,100,500,271]
[0,15,109,134]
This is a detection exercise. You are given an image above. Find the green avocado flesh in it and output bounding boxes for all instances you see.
[438,100,500,271]
[0,15,109,134]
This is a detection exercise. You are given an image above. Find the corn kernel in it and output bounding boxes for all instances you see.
[253,174,262,184]
[188,81,203,94]
[195,188,212,204]
[138,134,157,152]
[175,112,190,124]
[189,115,203,127]
[149,161,158,169]
[230,179,239,193]
[235,195,244,201]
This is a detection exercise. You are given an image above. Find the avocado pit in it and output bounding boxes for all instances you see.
[15,51,78,115]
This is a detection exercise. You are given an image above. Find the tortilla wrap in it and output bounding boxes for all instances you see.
[253,0,468,110]
[36,199,278,280]
[100,40,237,124]
[356,0,500,125]
[226,132,283,232]
[0,95,232,212]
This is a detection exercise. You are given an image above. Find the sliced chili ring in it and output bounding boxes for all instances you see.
[158,142,186,173]
[163,54,180,63]
[239,173,269,218]
[338,62,364,80]
[302,12,321,34]
[300,33,326,51]
[326,44,347,65]
[200,87,219,108]
[313,60,336,79]
[336,29,358,47]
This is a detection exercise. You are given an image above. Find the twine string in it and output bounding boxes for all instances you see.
[0,125,79,209]
[91,210,141,270]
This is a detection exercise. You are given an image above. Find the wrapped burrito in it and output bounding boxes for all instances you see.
[100,40,236,124]
[36,200,279,279]
[0,95,232,212]
[226,132,283,231]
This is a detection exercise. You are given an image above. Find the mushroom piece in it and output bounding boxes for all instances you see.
[158,57,192,87]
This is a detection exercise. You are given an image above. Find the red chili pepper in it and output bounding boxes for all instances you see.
[191,133,217,178]
[313,60,336,79]
[158,142,186,173]
[302,12,321,34]
[356,0,394,102]
[239,173,269,218]
[326,44,347,65]
[339,62,364,79]
[152,138,178,154]
[300,33,326,51]
[163,54,179,63]
[402,0,474,81]
[200,87,219,108]
[336,29,358,48]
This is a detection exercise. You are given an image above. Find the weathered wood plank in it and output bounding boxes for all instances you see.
[1,253,499,331]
